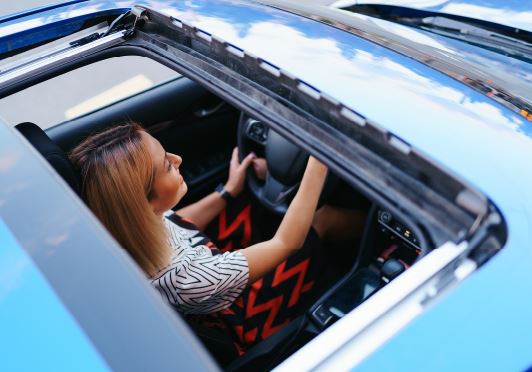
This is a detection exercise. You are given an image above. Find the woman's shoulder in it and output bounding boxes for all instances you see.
[164,212,218,252]
[165,213,199,230]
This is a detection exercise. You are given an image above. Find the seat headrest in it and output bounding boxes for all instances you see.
[16,122,81,197]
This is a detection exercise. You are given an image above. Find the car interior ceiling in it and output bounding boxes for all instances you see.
[17,70,427,371]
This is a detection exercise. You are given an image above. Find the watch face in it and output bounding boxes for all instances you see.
[215,183,225,194]
[215,183,232,202]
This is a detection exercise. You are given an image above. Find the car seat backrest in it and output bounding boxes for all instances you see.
[15,122,82,197]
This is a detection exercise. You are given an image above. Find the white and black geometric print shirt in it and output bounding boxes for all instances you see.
[151,214,249,314]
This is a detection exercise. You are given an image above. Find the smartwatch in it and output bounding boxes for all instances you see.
[215,183,235,203]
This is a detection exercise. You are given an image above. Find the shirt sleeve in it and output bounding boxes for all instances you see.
[151,218,249,314]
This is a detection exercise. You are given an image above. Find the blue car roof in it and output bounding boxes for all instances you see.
[1,1,532,370]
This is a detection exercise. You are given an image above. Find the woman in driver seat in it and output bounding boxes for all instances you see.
[70,122,362,359]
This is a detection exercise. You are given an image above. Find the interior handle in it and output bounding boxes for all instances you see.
[194,101,226,118]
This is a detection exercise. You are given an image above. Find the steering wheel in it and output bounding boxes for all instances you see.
[237,113,331,214]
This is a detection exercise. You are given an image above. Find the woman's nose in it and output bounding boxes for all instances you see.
[169,153,182,166]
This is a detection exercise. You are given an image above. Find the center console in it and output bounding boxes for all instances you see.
[310,208,425,330]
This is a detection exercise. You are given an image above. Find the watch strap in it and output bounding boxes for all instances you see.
[215,183,234,203]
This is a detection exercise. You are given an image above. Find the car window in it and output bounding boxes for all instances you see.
[0,56,180,129]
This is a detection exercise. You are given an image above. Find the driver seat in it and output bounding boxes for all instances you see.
[15,122,82,197]
[224,315,309,371]
[14,122,314,370]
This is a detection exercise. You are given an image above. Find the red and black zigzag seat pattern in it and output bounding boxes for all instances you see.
[199,193,326,354]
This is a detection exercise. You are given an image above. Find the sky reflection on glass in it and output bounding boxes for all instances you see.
[2,0,531,179]
[439,3,532,31]
[333,0,532,32]
[360,12,532,121]
[159,0,529,143]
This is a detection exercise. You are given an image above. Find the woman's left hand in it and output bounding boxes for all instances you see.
[225,147,256,197]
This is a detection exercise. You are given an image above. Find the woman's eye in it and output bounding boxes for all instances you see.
[167,158,172,172]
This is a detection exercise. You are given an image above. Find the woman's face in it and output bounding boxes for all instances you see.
[141,131,188,214]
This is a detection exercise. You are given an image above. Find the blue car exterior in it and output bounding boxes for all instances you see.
[331,0,532,33]
[0,217,109,372]
[1,1,531,371]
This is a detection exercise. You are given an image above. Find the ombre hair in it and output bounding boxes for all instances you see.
[70,122,171,277]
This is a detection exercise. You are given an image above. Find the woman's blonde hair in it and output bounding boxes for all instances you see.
[70,122,171,276]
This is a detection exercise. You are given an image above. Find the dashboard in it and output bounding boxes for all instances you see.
[377,209,421,253]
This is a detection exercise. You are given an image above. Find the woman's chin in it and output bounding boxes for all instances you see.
[175,182,188,203]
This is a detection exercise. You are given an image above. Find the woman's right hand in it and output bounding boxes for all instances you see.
[241,155,328,284]
[252,158,268,181]
[225,147,256,197]
[306,156,328,179]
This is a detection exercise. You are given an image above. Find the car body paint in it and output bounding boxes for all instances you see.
[0,1,127,53]
[1,0,529,119]
[0,1,531,371]
[0,218,109,372]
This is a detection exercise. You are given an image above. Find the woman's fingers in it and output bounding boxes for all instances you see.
[224,149,256,196]
[230,147,240,167]
[252,158,267,180]
[239,152,256,171]
[308,156,328,174]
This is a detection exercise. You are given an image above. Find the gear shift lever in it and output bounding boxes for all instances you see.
[381,258,405,283]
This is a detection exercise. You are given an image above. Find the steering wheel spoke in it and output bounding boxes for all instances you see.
[245,118,268,145]
[259,173,299,211]
[238,112,309,214]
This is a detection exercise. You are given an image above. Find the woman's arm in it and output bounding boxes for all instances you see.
[241,157,327,283]
[176,148,255,230]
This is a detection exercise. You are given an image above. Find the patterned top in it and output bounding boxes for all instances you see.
[151,214,249,314]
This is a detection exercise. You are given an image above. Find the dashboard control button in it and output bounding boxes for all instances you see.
[379,210,392,223]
